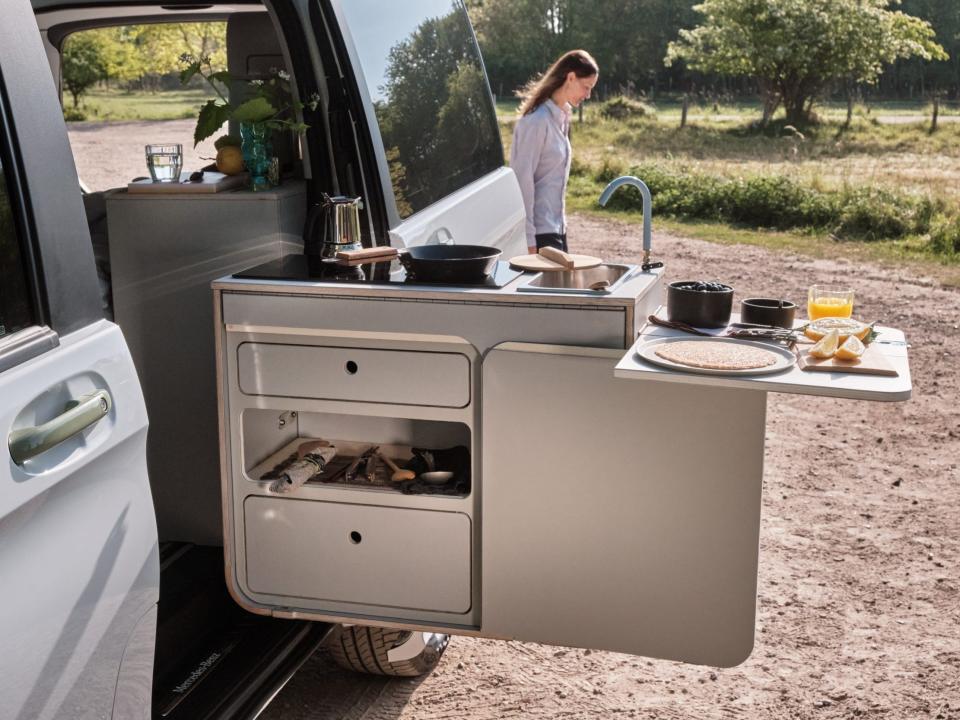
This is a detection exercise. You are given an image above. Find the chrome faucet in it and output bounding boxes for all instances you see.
[598,176,661,270]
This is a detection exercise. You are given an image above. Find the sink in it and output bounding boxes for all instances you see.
[516,263,637,295]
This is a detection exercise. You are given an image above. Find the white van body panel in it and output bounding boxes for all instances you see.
[388,167,526,254]
[0,321,157,720]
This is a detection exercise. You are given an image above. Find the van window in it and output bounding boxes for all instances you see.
[0,128,35,339]
[61,23,228,192]
[340,0,502,219]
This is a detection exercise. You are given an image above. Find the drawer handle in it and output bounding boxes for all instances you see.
[349,531,362,544]
[345,360,358,375]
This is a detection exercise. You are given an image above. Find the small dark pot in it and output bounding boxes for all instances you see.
[666,281,734,329]
[740,298,797,329]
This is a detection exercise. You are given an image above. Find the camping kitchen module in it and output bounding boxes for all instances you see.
[213,256,911,668]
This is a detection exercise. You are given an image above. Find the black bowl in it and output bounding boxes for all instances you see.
[740,298,797,329]
[666,281,734,329]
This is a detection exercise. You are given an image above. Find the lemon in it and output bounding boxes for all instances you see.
[216,145,245,175]
[835,334,865,361]
[803,317,871,343]
[809,328,840,359]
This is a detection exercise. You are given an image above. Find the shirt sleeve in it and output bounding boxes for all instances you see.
[510,114,547,249]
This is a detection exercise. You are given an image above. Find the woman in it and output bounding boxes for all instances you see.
[510,50,599,254]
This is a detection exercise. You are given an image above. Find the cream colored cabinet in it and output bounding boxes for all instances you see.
[216,278,909,666]
[480,343,766,667]
[219,323,482,630]
[244,497,472,613]
[224,335,766,666]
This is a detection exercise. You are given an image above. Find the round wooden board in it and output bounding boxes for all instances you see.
[508,253,603,272]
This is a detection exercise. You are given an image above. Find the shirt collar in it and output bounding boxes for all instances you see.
[544,99,570,127]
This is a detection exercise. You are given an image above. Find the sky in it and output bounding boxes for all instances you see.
[338,0,457,102]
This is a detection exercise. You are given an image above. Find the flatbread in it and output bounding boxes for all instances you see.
[654,340,778,370]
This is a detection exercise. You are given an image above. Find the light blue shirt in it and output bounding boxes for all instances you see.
[510,99,571,248]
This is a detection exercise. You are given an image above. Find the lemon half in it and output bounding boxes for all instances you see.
[835,335,866,361]
[804,317,871,343]
[809,329,840,359]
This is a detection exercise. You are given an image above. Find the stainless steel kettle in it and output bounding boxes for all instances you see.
[303,193,363,259]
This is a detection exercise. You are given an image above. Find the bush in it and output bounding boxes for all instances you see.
[569,156,592,178]
[589,161,951,249]
[598,95,654,121]
[929,215,960,254]
[726,175,833,229]
[833,187,934,241]
[63,107,87,122]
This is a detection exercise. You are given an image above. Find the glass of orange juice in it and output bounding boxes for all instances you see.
[807,285,854,320]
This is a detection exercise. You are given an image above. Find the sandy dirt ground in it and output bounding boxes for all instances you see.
[68,119,217,191]
[71,121,960,720]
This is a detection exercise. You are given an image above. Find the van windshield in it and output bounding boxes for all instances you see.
[340,0,502,219]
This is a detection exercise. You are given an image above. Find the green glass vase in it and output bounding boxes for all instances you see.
[240,122,271,192]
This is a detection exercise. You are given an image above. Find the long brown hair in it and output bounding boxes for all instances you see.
[518,50,599,116]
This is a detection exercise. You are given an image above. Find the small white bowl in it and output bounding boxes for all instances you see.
[419,471,454,485]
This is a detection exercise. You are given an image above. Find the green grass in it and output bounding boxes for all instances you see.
[503,113,960,220]
[500,93,960,276]
[565,171,960,286]
[66,87,216,121]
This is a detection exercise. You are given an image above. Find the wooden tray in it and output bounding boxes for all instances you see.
[127,172,247,194]
[509,253,602,272]
[795,342,898,377]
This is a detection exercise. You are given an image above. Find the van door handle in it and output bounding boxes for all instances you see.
[9,390,112,465]
[428,227,455,245]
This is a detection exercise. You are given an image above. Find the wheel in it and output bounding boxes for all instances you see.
[326,625,449,677]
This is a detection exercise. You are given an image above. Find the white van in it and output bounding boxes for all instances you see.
[2,1,523,717]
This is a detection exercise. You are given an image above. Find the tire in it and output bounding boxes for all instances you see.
[326,625,449,677]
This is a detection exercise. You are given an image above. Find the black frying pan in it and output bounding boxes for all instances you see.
[398,245,501,283]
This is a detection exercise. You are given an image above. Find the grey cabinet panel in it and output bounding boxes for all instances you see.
[481,343,765,666]
[237,342,470,407]
[107,184,305,544]
[244,497,472,613]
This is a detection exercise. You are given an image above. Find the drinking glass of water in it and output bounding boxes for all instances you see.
[145,144,183,183]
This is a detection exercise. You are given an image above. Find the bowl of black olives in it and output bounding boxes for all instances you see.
[666,280,734,329]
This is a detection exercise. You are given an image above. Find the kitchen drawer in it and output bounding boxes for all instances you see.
[237,342,470,407]
[244,497,472,613]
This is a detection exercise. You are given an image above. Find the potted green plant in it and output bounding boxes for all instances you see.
[180,54,318,190]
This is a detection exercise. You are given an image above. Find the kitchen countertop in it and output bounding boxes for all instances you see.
[614,313,912,402]
[214,260,664,307]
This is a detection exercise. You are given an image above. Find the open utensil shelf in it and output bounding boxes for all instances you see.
[248,437,472,497]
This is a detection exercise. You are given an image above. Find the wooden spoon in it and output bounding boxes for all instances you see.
[378,453,415,482]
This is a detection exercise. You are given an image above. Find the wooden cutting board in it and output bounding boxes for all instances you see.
[509,253,602,272]
[795,342,898,377]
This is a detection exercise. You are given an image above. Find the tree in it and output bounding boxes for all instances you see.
[891,0,960,97]
[665,0,948,126]
[61,33,107,108]
[472,0,574,97]
[377,5,502,214]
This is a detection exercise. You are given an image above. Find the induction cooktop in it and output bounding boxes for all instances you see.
[232,255,524,289]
